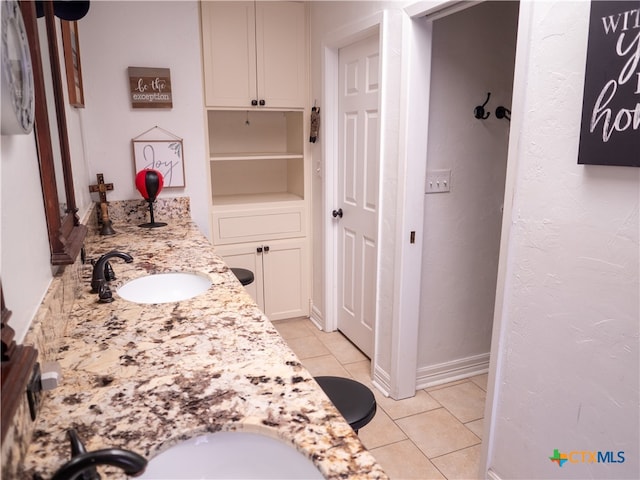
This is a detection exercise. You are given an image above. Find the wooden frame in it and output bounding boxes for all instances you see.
[61,20,84,107]
[23,1,86,265]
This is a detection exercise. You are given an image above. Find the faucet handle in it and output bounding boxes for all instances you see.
[67,429,101,480]
[97,282,114,304]
[68,429,87,457]
[104,262,116,282]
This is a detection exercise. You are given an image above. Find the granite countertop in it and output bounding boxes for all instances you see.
[21,219,387,479]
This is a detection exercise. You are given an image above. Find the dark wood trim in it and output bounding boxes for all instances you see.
[61,20,85,108]
[1,282,38,443]
[21,0,86,265]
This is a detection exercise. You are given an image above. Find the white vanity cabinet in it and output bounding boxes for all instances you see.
[201,1,306,108]
[216,238,308,321]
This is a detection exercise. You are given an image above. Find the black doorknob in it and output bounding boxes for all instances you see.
[332,208,343,218]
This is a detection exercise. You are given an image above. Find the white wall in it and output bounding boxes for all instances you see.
[79,1,209,238]
[417,2,518,379]
[484,1,639,478]
[0,134,53,342]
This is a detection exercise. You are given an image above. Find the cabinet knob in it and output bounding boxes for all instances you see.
[259,99,266,106]
[257,247,263,253]
[332,208,343,218]
[264,245,270,252]
[251,99,258,106]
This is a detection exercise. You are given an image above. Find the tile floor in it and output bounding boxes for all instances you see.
[272,317,488,480]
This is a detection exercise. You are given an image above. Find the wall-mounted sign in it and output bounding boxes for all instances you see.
[578,1,640,167]
[132,126,185,188]
[128,66,172,109]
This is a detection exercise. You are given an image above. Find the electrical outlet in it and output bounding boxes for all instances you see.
[27,363,42,421]
[425,169,451,193]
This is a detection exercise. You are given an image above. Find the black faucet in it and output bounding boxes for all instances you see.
[49,429,147,480]
[90,251,133,300]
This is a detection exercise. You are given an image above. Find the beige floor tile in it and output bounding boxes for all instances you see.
[424,378,469,392]
[470,373,489,392]
[371,440,445,479]
[309,323,334,338]
[286,335,331,360]
[342,359,373,383]
[301,354,352,378]
[318,331,368,364]
[465,418,484,439]
[429,381,486,423]
[357,406,407,450]
[271,318,316,340]
[376,389,441,420]
[396,408,480,458]
[431,444,482,480]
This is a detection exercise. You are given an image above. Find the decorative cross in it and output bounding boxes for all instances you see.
[89,173,114,203]
[89,173,116,235]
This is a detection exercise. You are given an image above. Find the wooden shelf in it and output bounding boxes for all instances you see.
[210,153,303,162]
[212,192,304,206]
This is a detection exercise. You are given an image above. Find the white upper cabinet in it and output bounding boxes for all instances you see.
[201,1,306,108]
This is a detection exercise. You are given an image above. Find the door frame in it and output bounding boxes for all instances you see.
[321,9,422,399]
[406,0,526,475]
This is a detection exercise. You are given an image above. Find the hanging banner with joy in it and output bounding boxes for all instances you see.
[578,1,640,167]
[132,126,185,188]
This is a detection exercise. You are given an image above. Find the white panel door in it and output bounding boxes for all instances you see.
[336,33,380,358]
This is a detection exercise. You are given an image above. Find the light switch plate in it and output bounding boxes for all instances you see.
[425,169,451,193]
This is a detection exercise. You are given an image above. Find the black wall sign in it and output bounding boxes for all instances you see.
[578,1,640,167]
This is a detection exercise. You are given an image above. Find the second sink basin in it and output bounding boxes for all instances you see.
[117,272,212,304]
[139,431,324,479]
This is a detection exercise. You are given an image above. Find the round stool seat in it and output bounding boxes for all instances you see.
[231,267,254,286]
[315,376,377,432]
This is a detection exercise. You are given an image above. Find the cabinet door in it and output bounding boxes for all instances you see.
[201,1,257,107]
[261,238,308,320]
[216,243,264,311]
[255,2,306,108]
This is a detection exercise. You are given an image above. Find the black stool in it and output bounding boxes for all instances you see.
[315,376,377,433]
[231,268,254,286]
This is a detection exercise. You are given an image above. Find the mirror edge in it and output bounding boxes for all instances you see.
[21,0,87,266]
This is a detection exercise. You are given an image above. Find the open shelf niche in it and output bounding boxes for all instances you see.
[207,110,304,206]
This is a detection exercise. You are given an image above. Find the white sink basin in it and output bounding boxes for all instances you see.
[117,272,212,304]
[139,431,324,479]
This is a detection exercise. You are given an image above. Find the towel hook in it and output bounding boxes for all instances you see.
[496,106,511,121]
[474,92,491,120]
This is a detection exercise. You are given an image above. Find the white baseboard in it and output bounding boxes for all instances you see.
[486,468,502,480]
[416,353,490,389]
[309,304,324,331]
[372,363,392,397]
